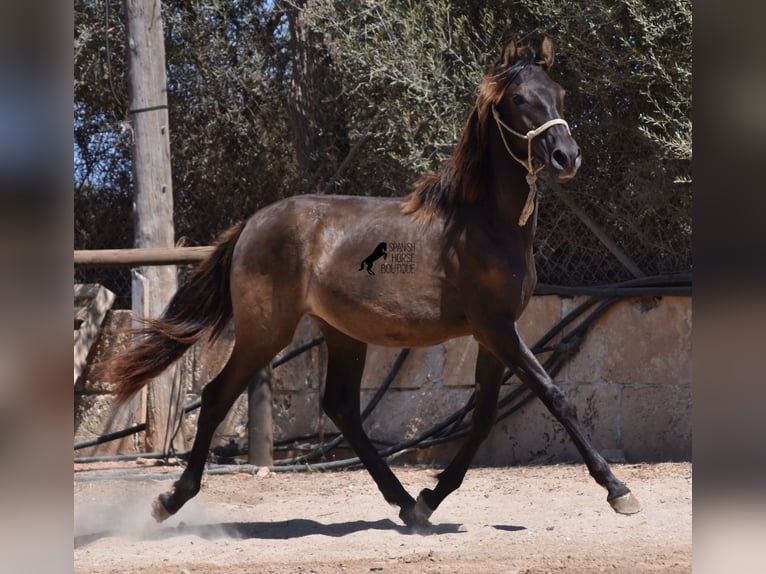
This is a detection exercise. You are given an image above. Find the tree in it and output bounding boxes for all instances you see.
[75,0,691,287]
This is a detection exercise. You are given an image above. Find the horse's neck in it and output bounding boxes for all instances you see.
[483,125,535,224]
[487,157,537,245]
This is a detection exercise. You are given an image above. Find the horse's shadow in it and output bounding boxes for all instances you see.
[74,518,479,548]
[196,518,463,539]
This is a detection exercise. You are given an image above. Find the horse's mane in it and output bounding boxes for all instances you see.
[401,47,538,222]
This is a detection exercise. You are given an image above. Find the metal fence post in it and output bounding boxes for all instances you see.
[247,366,274,466]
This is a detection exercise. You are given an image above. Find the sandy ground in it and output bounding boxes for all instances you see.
[74,462,691,573]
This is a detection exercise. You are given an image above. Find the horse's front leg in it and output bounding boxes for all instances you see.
[414,346,504,523]
[480,319,641,515]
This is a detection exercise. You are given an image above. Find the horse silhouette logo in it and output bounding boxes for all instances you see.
[359,242,387,275]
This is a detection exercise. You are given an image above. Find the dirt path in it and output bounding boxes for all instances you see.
[74,462,691,573]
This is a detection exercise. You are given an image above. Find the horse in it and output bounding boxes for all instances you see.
[359,242,388,275]
[106,35,641,529]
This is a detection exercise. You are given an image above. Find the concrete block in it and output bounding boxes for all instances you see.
[621,384,692,461]
[362,345,443,390]
[272,317,325,392]
[517,294,562,346]
[271,390,326,441]
[76,310,133,394]
[74,284,115,384]
[439,297,563,389]
[185,321,235,393]
[565,296,691,385]
[362,386,473,444]
[475,382,620,465]
[515,295,563,384]
[442,337,479,388]
[74,392,143,456]
[209,393,249,447]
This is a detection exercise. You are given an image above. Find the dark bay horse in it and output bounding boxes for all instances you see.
[107,36,640,528]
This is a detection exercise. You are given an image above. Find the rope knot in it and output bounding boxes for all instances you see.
[519,174,537,226]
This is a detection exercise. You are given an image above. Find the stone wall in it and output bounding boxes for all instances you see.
[74,295,691,464]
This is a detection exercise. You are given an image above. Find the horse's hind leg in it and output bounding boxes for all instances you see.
[152,336,288,522]
[318,323,421,527]
[415,345,504,523]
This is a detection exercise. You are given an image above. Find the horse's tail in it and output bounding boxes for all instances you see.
[106,221,246,404]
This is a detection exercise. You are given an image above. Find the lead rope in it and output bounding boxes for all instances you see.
[491,104,570,226]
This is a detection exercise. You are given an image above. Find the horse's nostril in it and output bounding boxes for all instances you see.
[552,148,568,169]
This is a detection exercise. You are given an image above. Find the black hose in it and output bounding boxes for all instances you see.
[74,450,191,464]
[271,335,325,368]
[74,423,147,451]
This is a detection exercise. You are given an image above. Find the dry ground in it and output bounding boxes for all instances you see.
[74,462,691,573]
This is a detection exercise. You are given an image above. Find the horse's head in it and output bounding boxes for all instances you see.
[483,35,581,183]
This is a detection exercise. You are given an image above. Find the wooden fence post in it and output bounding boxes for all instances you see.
[124,0,183,453]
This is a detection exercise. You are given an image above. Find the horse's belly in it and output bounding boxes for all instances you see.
[314,309,471,348]
[307,280,470,347]
[365,314,468,347]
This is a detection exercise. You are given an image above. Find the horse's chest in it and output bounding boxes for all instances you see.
[457,245,536,319]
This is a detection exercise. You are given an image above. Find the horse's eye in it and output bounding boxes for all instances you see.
[511,94,526,106]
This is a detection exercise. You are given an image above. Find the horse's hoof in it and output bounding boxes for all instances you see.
[399,498,433,530]
[608,491,641,515]
[151,495,172,523]
[414,493,434,523]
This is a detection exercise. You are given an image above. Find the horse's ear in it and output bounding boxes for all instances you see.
[499,39,518,68]
[538,34,555,69]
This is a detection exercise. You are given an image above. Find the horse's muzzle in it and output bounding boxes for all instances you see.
[550,139,581,182]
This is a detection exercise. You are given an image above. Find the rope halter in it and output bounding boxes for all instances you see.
[491,103,570,226]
